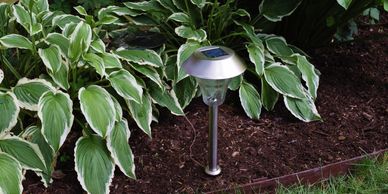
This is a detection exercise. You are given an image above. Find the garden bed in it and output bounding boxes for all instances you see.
[23,15,387,194]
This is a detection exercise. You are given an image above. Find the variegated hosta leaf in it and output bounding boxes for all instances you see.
[176,41,201,83]
[130,63,163,89]
[90,39,106,53]
[239,80,262,120]
[0,34,33,50]
[190,0,206,8]
[238,23,263,46]
[96,15,119,26]
[51,14,82,29]
[21,126,54,187]
[38,91,74,152]
[110,95,123,122]
[261,78,279,111]
[265,36,293,57]
[79,85,116,138]
[115,49,163,67]
[173,77,198,109]
[0,92,19,134]
[75,135,114,194]
[108,69,143,104]
[259,0,302,22]
[45,33,70,57]
[157,0,180,12]
[296,55,319,99]
[38,45,61,72]
[175,26,207,42]
[107,120,135,179]
[100,53,122,69]
[123,1,163,12]
[83,53,106,77]
[126,93,152,137]
[0,136,46,172]
[0,152,23,194]
[12,4,31,33]
[148,82,184,116]
[20,0,49,14]
[68,21,92,61]
[12,78,55,111]
[284,95,321,122]
[0,69,3,84]
[337,0,352,9]
[49,63,70,90]
[167,12,190,23]
[246,43,265,76]
[263,64,305,99]
[74,5,87,16]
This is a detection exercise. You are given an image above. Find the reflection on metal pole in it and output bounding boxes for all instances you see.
[205,98,221,176]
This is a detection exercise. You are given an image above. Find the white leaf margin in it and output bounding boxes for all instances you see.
[0,92,20,133]
[37,90,74,152]
[106,119,135,178]
[0,152,24,194]
[12,78,55,111]
[74,135,115,194]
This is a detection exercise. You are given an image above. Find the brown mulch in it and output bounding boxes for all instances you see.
[23,15,387,194]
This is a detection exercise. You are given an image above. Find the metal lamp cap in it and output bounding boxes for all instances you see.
[182,46,246,80]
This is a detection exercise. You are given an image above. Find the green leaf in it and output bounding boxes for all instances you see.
[239,80,262,120]
[176,41,201,82]
[38,45,61,72]
[0,136,46,172]
[68,21,92,61]
[157,0,179,12]
[12,78,55,111]
[261,78,279,111]
[115,49,163,67]
[246,43,265,76]
[90,39,106,54]
[100,53,122,69]
[126,93,152,137]
[173,77,198,108]
[284,95,321,122]
[45,33,70,57]
[83,53,106,77]
[175,26,207,42]
[259,0,302,22]
[21,126,54,187]
[384,0,388,12]
[20,0,49,14]
[96,15,119,26]
[124,1,163,12]
[52,14,82,29]
[110,95,122,122]
[12,4,31,33]
[168,12,190,23]
[336,0,352,9]
[190,0,206,8]
[228,75,242,91]
[0,152,23,194]
[108,69,143,104]
[130,63,163,89]
[49,63,70,90]
[38,91,74,152]
[238,23,263,46]
[296,55,319,99]
[79,85,116,138]
[264,63,305,99]
[0,92,19,134]
[148,82,184,116]
[107,120,136,179]
[75,135,114,194]
[0,34,33,50]
[265,36,293,57]
[74,6,88,16]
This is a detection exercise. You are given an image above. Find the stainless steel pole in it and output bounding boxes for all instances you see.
[205,100,221,176]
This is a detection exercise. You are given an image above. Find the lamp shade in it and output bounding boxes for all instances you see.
[182,46,246,80]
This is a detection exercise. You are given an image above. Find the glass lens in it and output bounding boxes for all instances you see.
[196,78,230,105]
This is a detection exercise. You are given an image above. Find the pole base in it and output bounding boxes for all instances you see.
[205,165,221,176]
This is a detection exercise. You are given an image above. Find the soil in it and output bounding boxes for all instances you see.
[22,15,387,194]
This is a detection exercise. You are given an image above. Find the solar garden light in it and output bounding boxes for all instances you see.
[182,46,246,176]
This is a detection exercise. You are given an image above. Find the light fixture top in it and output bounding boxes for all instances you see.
[182,46,246,80]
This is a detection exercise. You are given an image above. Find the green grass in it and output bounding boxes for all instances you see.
[277,153,388,194]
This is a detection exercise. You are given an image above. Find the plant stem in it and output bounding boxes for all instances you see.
[1,54,22,79]
[0,87,10,92]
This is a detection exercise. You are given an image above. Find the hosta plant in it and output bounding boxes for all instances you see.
[116,0,321,122]
[0,1,183,194]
